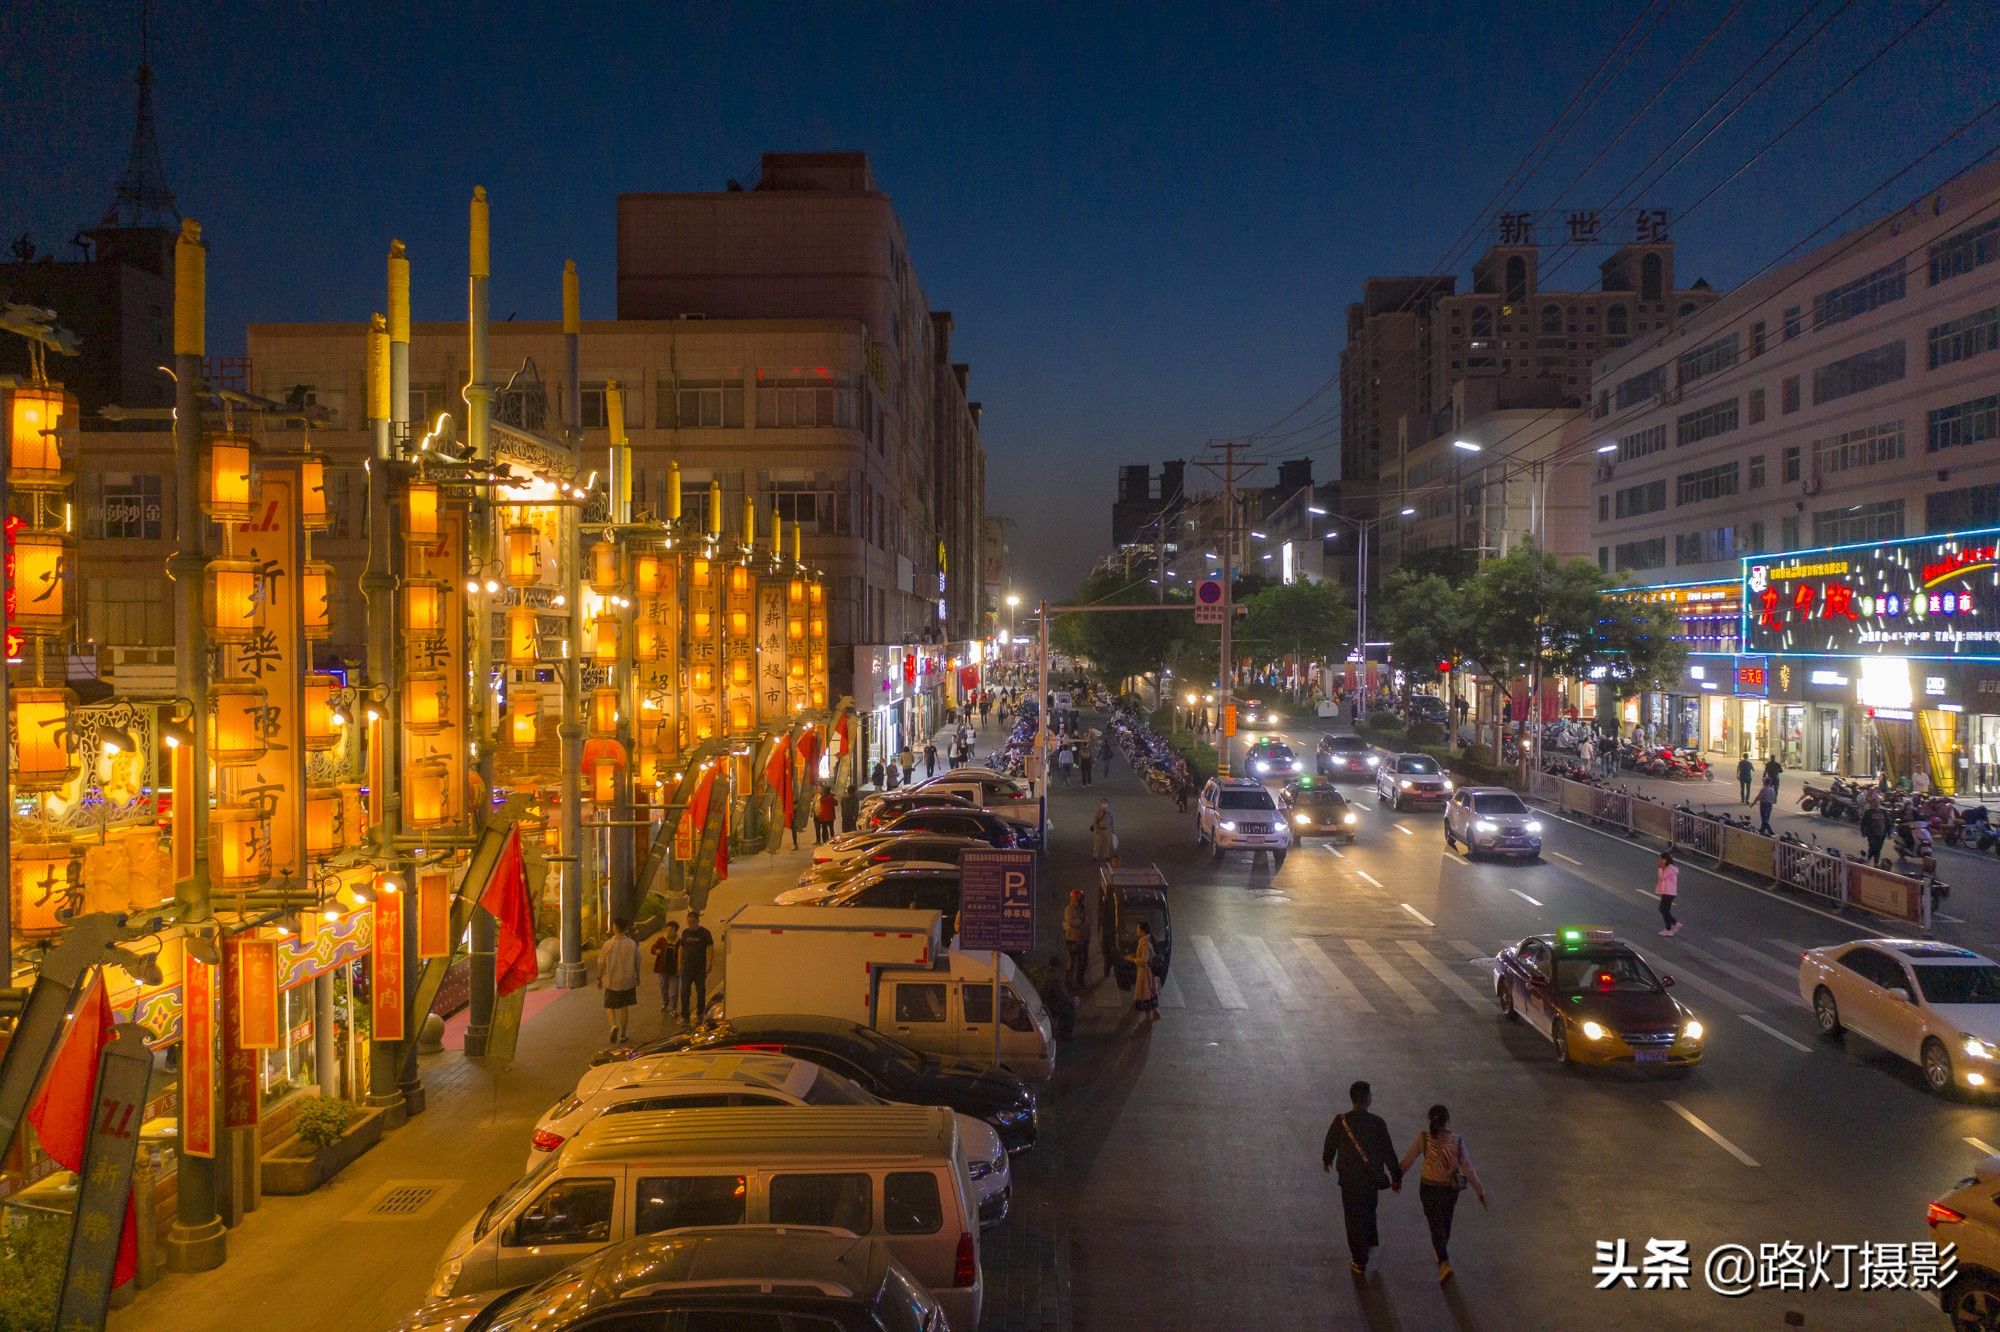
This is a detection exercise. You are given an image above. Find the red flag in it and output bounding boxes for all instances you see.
[834,712,850,758]
[478,826,539,996]
[27,973,139,1286]
[765,735,794,828]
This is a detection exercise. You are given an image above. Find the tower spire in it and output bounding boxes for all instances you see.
[101,0,178,231]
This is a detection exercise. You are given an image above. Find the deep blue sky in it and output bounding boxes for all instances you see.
[5,1,1997,597]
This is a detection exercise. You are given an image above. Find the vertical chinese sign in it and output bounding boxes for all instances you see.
[416,868,453,959]
[756,580,789,726]
[685,555,722,746]
[724,563,757,733]
[634,551,680,789]
[372,884,406,1040]
[405,506,467,829]
[182,952,216,1156]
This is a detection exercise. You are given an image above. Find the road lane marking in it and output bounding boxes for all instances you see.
[1740,1015,1811,1053]
[1345,939,1438,1014]
[1552,851,1583,866]
[1665,1100,1760,1167]
[1767,938,1810,960]
[1642,954,1758,1015]
[1190,936,1248,1009]
[1450,939,1486,962]
[1938,911,1967,924]
[1322,843,1345,858]
[1240,936,1311,1011]
[1967,1136,1997,1157]
[1395,823,1414,836]
[1293,938,1376,1013]
[1400,903,1436,927]
[1398,941,1489,1011]
[1158,973,1186,1009]
[1711,937,1802,982]
[1355,869,1384,888]
[1667,940,1804,1008]
[1509,889,1543,907]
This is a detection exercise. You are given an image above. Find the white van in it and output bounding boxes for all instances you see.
[432,1104,983,1330]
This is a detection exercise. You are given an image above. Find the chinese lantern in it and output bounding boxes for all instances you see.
[789,657,806,681]
[729,607,750,638]
[691,665,713,693]
[404,481,440,541]
[10,686,76,790]
[299,454,331,531]
[403,671,448,735]
[582,739,625,804]
[203,434,257,522]
[593,613,619,664]
[507,607,537,665]
[692,606,713,637]
[209,679,270,767]
[405,758,450,830]
[632,617,660,662]
[504,524,539,586]
[304,785,343,857]
[302,560,334,640]
[339,782,368,848]
[590,538,621,593]
[302,672,340,751]
[728,696,752,733]
[402,578,445,637]
[809,582,823,608]
[729,565,750,595]
[592,759,618,804]
[8,384,65,487]
[691,557,711,590]
[211,803,271,888]
[11,839,78,936]
[203,558,264,643]
[9,529,71,632]
[635,554,662,597]
[592,686,619,737]
[788,578,805,608]
[730,658,751,687]
[508,685,539,750]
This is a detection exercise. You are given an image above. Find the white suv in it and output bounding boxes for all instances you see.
[1196,777,1291,866]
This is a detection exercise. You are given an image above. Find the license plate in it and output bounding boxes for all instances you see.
[1634,1051,1668,1063]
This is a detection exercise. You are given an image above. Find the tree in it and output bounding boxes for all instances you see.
[1054,569,1191,693]
[1373,571,1474,683]
[1465,545,1685,696]
[1235,580,1355,668]
[1398,545,1479,587]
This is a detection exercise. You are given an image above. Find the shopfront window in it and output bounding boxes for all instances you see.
[1815,707,1844,775]
[1973,717,2000,796]
[261,984,317,1110]
[1777,706,1806,769]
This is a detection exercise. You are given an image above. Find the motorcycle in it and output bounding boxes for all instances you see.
[1890,819,1938,877]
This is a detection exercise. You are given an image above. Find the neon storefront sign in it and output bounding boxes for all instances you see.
[1742,526,2000,660]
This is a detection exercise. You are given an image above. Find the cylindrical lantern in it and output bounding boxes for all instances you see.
[211,803,271,888]
[632,617,660,663]
[788,578,805,607]
[403,671,447,735]
[594,763,618,804]
[691,664,713,693]
[692,607,713,637]
[208,679,269,767]
[729,565,750,595]
[730,658,751,687]
[809,582,824,607]
[203,434,257,522]
[635,554,662,597]
[8,384,66,487]
[593,613,619,664]
[304,785,342,857]
[204,557,263,643]
[729,607,750,637]
[302,672,340,751]
[339,781,368,849]
[728,697,752,733]
[508,685,539,750]
[9,529,71,633]
[402,578,445,637]
[592,686,619,737]
[299,454,332,531]
[302,560,334,640]
[404,481,440,541]
[507,607,537,665]
[11,839,78,936]
[405,758,449,829]
[691,557,711,590]
[504,524,539,586]
[10,686,76,791]
[590,539,621,593]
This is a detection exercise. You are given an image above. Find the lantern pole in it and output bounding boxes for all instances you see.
[555,261,588,987]
[0,383,12,984]
[606,376,638,925]
[164,218,227,1273]
[463,186,500,1058]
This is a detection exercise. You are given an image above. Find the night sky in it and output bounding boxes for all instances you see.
[4,1,1997,598]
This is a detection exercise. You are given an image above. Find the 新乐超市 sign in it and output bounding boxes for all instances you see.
[1742,528,2000,659]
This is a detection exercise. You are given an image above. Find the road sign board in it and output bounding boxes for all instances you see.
[1194,604,1224,625]
[1195,578,1223,605]
[958,848,1037,952]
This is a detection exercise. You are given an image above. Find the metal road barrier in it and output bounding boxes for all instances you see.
[1671,809,1723,861]
[1773,838,1849,909]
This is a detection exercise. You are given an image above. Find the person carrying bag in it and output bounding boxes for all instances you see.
[1398,1104,1487,1284]
[1321,1080,1402,1278]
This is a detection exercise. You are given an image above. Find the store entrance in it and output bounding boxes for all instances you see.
[1815,706,1843,774]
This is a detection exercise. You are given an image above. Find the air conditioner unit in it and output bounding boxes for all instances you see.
[1801,476,1821,496]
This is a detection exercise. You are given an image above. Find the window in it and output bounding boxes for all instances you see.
[1677,333,1739,385]
[1782,515,1800,548]
[1781,446,1801,482]
[1751,321,1766,357]
[1813,342,1905,404]
[83,472,164,539]
[1613,538,1667,571]
[1615,424,1667,461]
[1614,365,1668,410]
[506,1177,615,1247]
[892,982,948,1023]
[963,985,1036,1032]
[763,472,849,537]
[1676,400,1739,447]
[1781,375,1801,414]
[1929,481,2000,531]
[1675,527,1737,564]
[1540,304,1561,335]
[1813,499,1904,546]
[756,376,855,428]
[660,376,745,429]
[1928,395,2000,452]
[1607,305,1629,337]
[1470,306,1493,339]
[1748,455,1765,489]
[1598,496,1610,523]
[1929,304,2000,369]
[1749,519,1766,552]
[83,576,172,646]
[1813,258,1907,329]
[1747,388,1765,425]
[578,381,640,430]
[1614,480,1666,519]
[768,1173,872,1233]
[1676,462,1739,506]
[493,383,548,433]
[883,1172,943,1235]
[1930,217,2000,286]
[1814,421,1904,474]
[632,1175,747,1235]
[1783,306,1802,340]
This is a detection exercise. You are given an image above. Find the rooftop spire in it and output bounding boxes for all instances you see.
[101,0,178,231]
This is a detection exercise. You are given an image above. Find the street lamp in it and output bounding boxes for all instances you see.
[1005,593,1020,644]
[1452,439,1482,452]
[1320,507,1414,696]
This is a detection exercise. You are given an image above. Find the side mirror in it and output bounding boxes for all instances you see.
[1890,986,1915,1005]
[1661,975,1676,988]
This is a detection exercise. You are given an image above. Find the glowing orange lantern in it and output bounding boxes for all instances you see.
[593,613,619,664]
[8,384,66,487]
[203,434,257,522]
[304,785,343,857]
[10,686,76,791]
[692,607,713,637]
[9,529,71,633]
[632,617,660,662]
[691,558,711,590]
[404,481,440,541]
[505,524,539,586]
[729,565,750,596]
[211,803,271,888]
[302,560,334,640]
[729,608,750,638]
[208,680,269,767]
[592,686,619,737]
[728,697,752,733]
[403,671,447,735]
[11,840,78,936]
[635,554,662,597]
[204,558,263,643]
[508,685,539,750]
[730,659,751,687]
[300,454,331,531]
[582,738,626,805]
[405,758,450,830]
[691,665,713,693]
[402,577,445,637]
[303,672,340,751]
[809,581,823,607]
[507,607,537,666]
[590,539,621,593]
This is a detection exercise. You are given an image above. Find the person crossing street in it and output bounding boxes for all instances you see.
[1322,1080,1402,1278]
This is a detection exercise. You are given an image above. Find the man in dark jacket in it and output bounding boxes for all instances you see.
[1736,755,1755,804]
[1763,755,1783,791]
[1322,1080,1402,1276]
[1861,793,1892,865]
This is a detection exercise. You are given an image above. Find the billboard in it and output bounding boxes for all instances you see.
[1742,527,2000,660]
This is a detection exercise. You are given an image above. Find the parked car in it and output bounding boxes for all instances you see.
[811,829,908,868]
[1281,779,1358,842]
[785,833,987,900]
[1443,786,1543,859]
[1925,1154,2000,1328]
[860,789,976,831]
[1408,694,1450,726]
[1316,734,1381,780]
[818,867,965,917]
[1375,753,1452,810]
[1195,777,1291,865]
[392,1226,949,1332]
[880,807,1023,849]
[1800,938,2000,1096]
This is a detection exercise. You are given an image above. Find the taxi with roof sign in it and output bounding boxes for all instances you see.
[1494,927,1705,1069]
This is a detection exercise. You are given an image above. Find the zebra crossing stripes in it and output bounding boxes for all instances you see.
[1344,939,1439,1014]
[1190,936,1249,1009]
[1395,940,1489,1011]
[1667,939,1803,1008]
[1158,972,1186,1009]
[1290,937,1376,1013]
[1239,936,1311,1011]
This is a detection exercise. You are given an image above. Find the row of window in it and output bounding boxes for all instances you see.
[1815,420,1905,475]
[1613,479,1666,519]
[1928,303,2000,369]
[1813,341,1905,405]
[1676,399,1738,446]
[1616,423,1667,462]
[1929,394,2000,452]
[1812,257,1907,331]
[1677,332,1739,385]
[1675,462,1739,506]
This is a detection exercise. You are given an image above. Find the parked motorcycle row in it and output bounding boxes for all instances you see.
[1801,778,1999,854]
[1107,700,1191,796]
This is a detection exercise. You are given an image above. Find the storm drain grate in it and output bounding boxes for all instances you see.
[372,1185,440,1215]
[345,1178,460,1223]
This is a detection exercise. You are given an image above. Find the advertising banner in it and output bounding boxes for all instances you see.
[372,887,406,1041]
[725,563,757,733]
[416,868,453,958]
[181,954,215,1157]
[220,938,261,1128]
[234,936,282,1050]
[686,555,723,745]
[1744,528,2000,659]
[958,848,1037,952]
[757,581,789,726]
[222,469,308,878]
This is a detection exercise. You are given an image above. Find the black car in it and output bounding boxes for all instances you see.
[824,867,963,916]
[882,807,1022,849]
[609,1014,1039,1152]
[863,789,975,831]
[1316,734,1382,780]
[1408,694,1450,726]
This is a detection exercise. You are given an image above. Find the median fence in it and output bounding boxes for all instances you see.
[1529,771,1932,931]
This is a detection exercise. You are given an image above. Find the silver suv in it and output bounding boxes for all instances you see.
[1197,777,1291,866]
[1444,786,1544,860]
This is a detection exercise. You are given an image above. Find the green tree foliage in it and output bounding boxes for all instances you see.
[1448,545,1684,694]
[1373,571,1475,682]
[1398,545,1480,586]
[1235,580,1355,666]
[1056,570,1192,690]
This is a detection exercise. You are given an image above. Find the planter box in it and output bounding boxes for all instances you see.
[260,1106,386,1195]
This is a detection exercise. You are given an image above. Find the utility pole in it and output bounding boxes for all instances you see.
[463,185,498,1058]
[1196,442,1259,778]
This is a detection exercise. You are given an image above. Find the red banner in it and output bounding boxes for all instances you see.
[220,939,260,1128]
[372,887,406,1040]
[416,868,452,959]
[235,936,281,1050]
[182,952,215,1156]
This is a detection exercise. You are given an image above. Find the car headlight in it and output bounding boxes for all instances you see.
[1475,820,1498,833]
[1400,779,1413,790]
[1254,760,1269,772]
[1270,713,1282,723]
[1966,1037,1997,1061]
[1366,755,1380,766]
[430,1257,464,1300]
[1219,820,1238,832]
[1526,821,1543,834]
[1443,779,1454,791]
[1295,813,1311,826]
[1291,760,1303,771]
[1343,812,1357,825]
[1581,1021,1608,1041]
[1683,1020,1704,1042]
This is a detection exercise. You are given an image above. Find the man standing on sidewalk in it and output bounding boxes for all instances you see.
[1079,743,1095,787]
[600,918,642,1044]
[1861,792,1891,866]
[924,740,938,778]
[677,912,715,1026]
[1756,776,1779,836]
[1737,754,1755,804]
[1091,798,1115,864]
[813,785,837,843]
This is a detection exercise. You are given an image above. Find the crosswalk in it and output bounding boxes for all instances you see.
[1079,930,1809,1023]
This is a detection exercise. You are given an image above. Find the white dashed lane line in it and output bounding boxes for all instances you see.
[1400,903,1436,928]
[1509,889,1544,907]
[1552,851,1583,866]
[1355,869,1384,889]
[1666,1100,1760,1168]
[1968,1136,1998,1157]
[1740,1015,1811,1053]
[1394,823,1414,836]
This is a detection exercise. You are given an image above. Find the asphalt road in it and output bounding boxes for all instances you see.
[1038,710,1981,1332]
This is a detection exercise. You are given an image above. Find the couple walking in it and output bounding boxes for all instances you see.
[1322,1081,1487,1284]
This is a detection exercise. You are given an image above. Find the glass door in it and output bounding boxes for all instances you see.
[1815,706,1843,774]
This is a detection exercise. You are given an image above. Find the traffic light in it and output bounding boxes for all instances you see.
[1436,658,1456,676]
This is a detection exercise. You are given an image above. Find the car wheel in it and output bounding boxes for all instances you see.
[1274,850,1287,868]
[1812,986,1844,1038]
[1497,980,1515,1019]
[1941,1273,2000,1331]
[1552,1017,1572,1066]
[1924,1038,1956,1097]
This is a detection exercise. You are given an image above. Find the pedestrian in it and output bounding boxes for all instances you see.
[1861,791,1892,865]
[899,750,916,786]
[1349,697,1360,726]
[1057,744,1075,786]
[1322,1080,1402,1278]
[924,741,938,778]
[649,920,682,1018]
[1101,734,1114,770]
[1175,775,1192,814]
[1736,754,1754,804]
[1128,920,1160,1022]
[599,917,642,1043]
[1091,798,1115,863]
[676,911,715,1026]
[1578,736,1594,773]
[1763,754,1783,792]
[1097,876,1120,981]
[813,785,837,843]
[1397,1104,1487,1284]
[1655,849,1680,937]
[870,759,886,791]
[1079,746,1095,786]
[1062,888,1089,987]
[1756,776,1778,836]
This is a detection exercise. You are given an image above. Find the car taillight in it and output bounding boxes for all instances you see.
[1928,1201,1966,1228]
[530,1128,566,1153]
[872,852,892,862]
[953,1231,977,1286]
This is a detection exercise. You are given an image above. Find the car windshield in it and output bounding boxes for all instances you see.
[475,1155,558,1240]
[848,1025,927,1073]
[1290,789,1345,806]
[1327,738,1368,750]
[1472,793,1529,815]
[1397,757,1440,774]
[1552,953,1662,994]
[1253,745,1294,762]
[1915,964,2000,1005]
[1219,790,1278,810]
